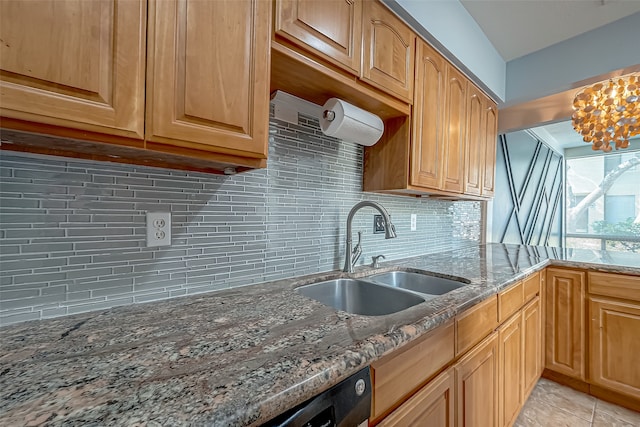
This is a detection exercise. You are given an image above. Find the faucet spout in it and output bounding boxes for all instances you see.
[343,201,397,273]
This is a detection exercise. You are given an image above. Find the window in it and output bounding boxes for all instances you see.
[604,195,635,225]
[565,152,640,253]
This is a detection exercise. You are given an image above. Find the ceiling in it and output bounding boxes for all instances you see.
[458,0,640,151]
[459,0,640,62]
[529,121,586,151]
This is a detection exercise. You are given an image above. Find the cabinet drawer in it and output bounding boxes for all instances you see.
[588,272,640,302]
[456,296,498,356]
[523,272,541,303]
[371,321,454,420]
[498,280,524,323]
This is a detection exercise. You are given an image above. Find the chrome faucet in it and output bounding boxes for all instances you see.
[343,201,397,273]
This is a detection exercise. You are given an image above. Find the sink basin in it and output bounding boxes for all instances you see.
[367,271,467,296]
[296,278,424,316]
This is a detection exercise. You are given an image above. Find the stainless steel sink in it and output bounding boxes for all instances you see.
[296,278,424,316]
[367,271,468,296]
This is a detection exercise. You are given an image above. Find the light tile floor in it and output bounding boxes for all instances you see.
[515,378,640,427]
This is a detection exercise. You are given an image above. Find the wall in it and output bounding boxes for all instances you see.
[489,131,563,247]
[0,112,482,326]
[388,0,506,102]
[505,12,640,105]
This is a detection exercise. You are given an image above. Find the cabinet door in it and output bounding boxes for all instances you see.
[463,85,484,196]
[589,297,640,399]
[411,40,446,189]
[545,268,586,380]
[274,0,362,75]
[146,0,270,158]
[442,67,467,194]
[361,0,415,102]
[379,368,454,427]
[481,100,498,197]
[455,332,498,427]
[523,296,542,399]
[0,0,146,138]
[498,313,523,427]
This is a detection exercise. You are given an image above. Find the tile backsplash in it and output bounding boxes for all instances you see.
[0,112,481,326]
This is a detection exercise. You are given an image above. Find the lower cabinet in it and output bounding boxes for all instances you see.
[379,368,454,427]
[454,332,499,427]
[588,297,640,400]
[372,267,640,427]
[498,313,523,427]
[544,268,586,380]
[588,271,640,402]
[523,297,543,398]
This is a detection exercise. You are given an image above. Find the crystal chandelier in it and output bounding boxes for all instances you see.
[571,73,639,152]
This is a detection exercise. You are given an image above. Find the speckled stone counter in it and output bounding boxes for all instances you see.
[1,243,639,426]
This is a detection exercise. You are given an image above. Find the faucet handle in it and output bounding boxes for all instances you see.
[371,254,386,268]
[351,231,363,265]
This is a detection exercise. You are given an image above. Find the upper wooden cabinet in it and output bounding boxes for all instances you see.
[411,40,446,189]
[441,66,467,194]
[465,86,498,197]
[361,0,415,102]
[481,100,498,197]
[274,0,362,75]
[464,85,484,196]
[545,268,586,380]
[0,0,146,138]
[146,0,271,161]
[1,0,271,173]
[364,37,497,200]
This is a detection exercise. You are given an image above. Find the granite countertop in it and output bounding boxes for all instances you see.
[1,243,639,426]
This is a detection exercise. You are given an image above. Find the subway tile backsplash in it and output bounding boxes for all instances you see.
[0,112,481,325]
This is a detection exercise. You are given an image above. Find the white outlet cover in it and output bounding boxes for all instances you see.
[146,212,171,247]
[410,214,417,231]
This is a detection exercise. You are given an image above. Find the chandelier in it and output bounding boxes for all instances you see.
[571,73,639,152]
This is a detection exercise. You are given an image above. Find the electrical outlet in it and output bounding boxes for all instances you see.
[410,214,417,231]
[373,215,385,234]
[146,212,171,247]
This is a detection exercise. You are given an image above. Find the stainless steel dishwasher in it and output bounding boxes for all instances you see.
[262,366,371,427]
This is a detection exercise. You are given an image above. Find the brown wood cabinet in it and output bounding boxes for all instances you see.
[455,332,499,427]
[523,296,543,399]
[274,0,362,75]
[0,0,146,138]
[379,368,454,427]
[364,37,497,200]
[545,268,586,380]
[374,273,544,427]
[496,276,541,427]
[463,85,484,196]
[146,0,271,162]
[361,0,415,102]
[410,40,446,189]
[588,297,640,400]
[441,66,467,194]
[497,312,523,427]
[455,295,498,356]
[1,0,271,173]
[371,322,454,421]
[481,101,498,197]
[587,272,640,402]
[465,87,498,197]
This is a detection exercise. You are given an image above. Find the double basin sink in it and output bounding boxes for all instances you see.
[296,271,469,316]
